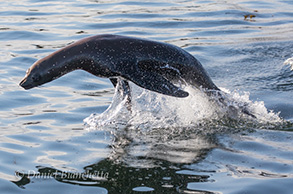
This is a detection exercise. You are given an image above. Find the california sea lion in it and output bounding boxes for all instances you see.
[19,34,219,98]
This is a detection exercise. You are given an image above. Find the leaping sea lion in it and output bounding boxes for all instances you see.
[19,34,219,100]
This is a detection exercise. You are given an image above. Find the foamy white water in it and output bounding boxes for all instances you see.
[84,81,283,131]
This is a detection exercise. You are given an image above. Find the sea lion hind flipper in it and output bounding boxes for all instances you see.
[125,70,189,98]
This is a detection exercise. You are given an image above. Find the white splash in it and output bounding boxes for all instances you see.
[83,81,285,166]
[218,88,282,124]
[84,81,282,131]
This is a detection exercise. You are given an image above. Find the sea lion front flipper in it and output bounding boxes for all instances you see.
[125,70,189,98]
[113,59,188,98]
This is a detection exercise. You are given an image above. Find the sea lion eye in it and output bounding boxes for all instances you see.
[32,73,41,82]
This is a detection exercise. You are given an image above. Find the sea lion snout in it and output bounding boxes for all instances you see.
[20,64,45,90]
[19,77,31,90]
[19,75,36,90]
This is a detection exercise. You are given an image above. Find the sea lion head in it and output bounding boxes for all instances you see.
[19,54,65,90]
[20,61,46,90]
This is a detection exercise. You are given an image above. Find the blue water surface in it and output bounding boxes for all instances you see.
[0,0,293,193]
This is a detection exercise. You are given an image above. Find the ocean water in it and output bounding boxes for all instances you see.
[0,0,293,193]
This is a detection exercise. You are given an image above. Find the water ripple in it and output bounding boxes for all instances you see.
[0,0,293,193]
